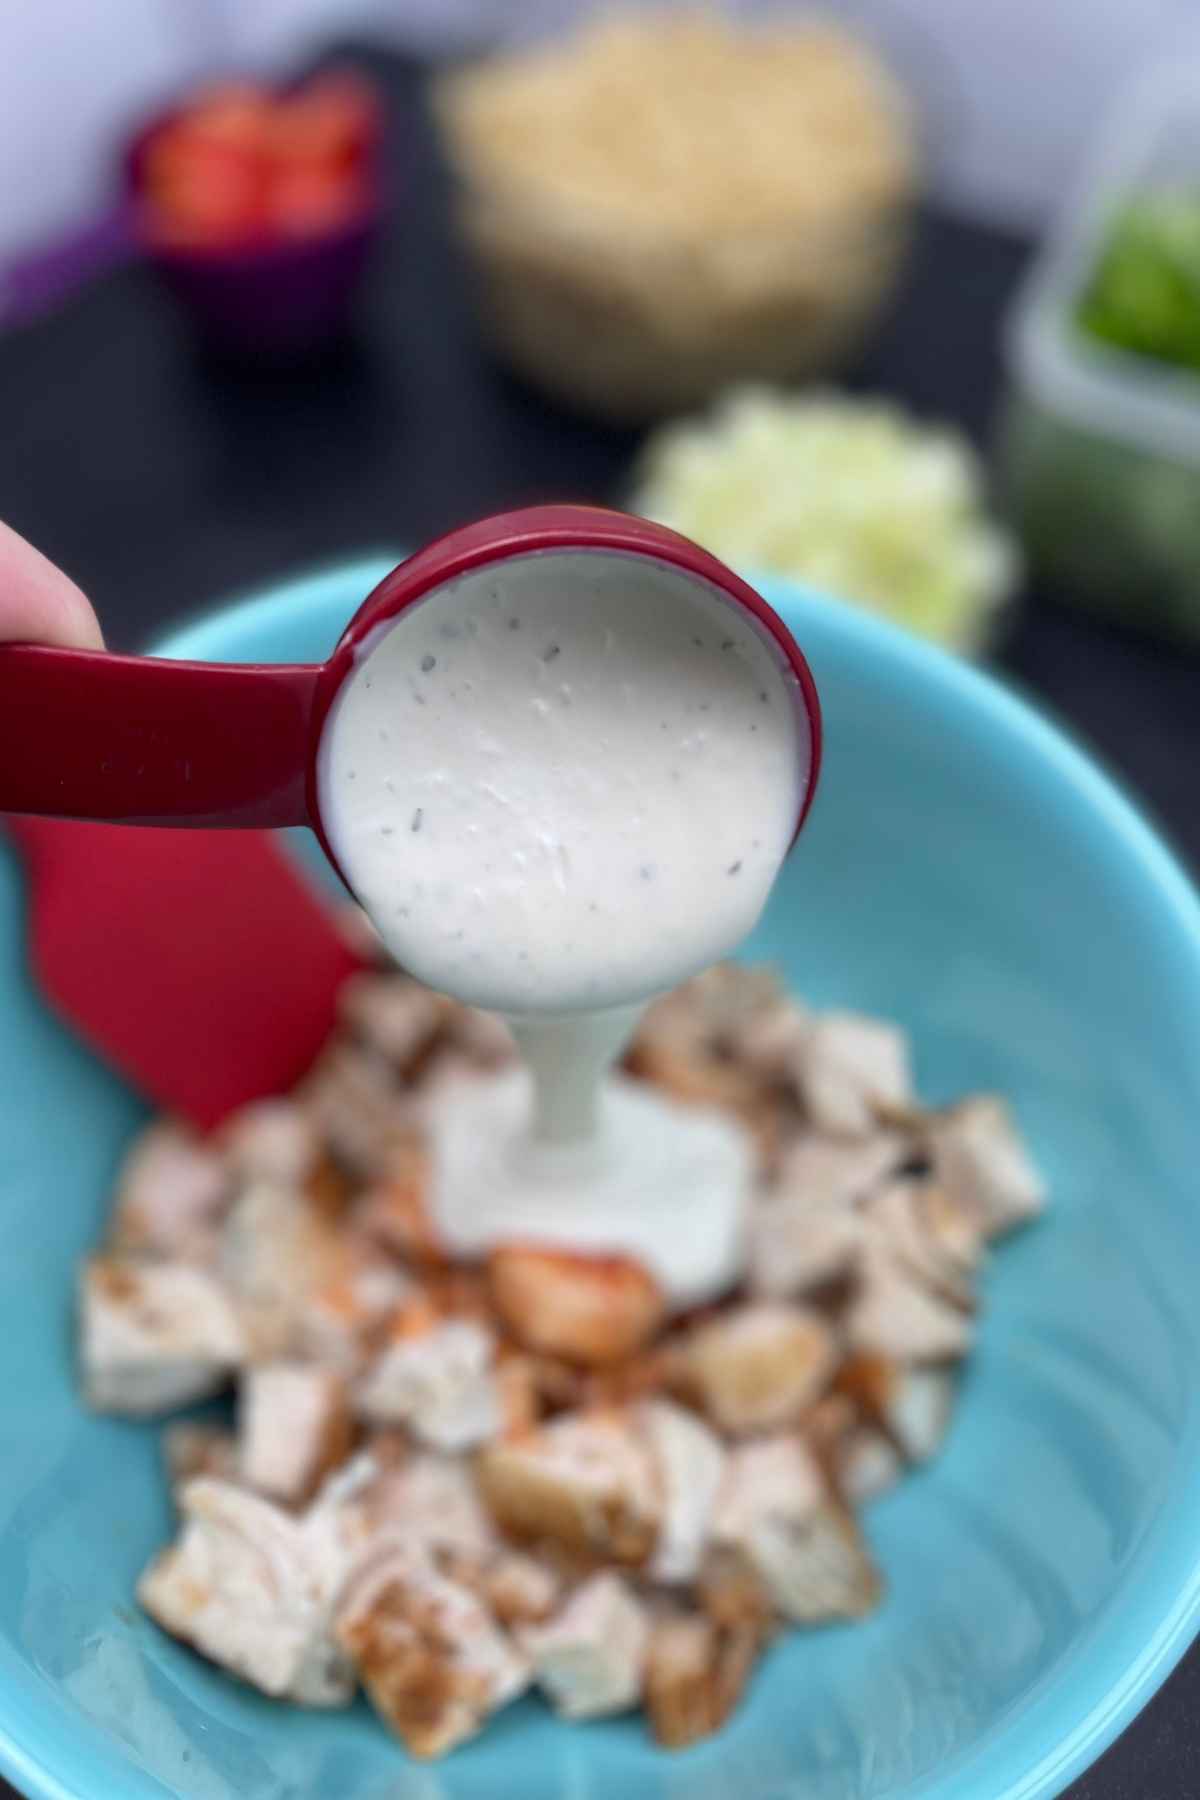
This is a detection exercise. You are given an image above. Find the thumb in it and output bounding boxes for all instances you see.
[0,521,104,650]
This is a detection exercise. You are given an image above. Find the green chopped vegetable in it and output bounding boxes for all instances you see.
[1077,189,1200,374]
[631,388,1016,655]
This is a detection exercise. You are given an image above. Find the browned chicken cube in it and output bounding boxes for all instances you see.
[300,1040,412,1177]
[522,1571,649,1719]
[685,1303,837,1435]
[845,1245,973,1363]
[218,1181,342,1360]
[336,1544,529,1757]
[711,1436,880,1623]
[645,1610,763,1748]
[488,1245,665,1367]
[795,1011,913,1137]
[338,973,449,1073]
[638,1397,726,1585]
[864,1178,983,1309]
[80,1255,244,1415]
[927,1096,1046,1238]
[108,1120,229,1263]
[354,1135,447,1265]
[837,1350,958,1464]
[356,1315,502,1452]
[139,1477,355,1705]
[478,1410,660,1565]
[297,1242,414,1375]
[239,1362,354,1507]
[217,1099,320,1187]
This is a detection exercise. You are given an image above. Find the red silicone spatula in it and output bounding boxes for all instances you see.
[0,508,822,1128]
[5,817,365,1130]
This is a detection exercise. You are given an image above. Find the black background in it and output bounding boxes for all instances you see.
[0,47,1198,1800]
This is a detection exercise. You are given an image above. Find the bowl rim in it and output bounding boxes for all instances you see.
[4,562,1200,1800]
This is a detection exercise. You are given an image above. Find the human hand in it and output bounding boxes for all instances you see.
[0,522,103,649]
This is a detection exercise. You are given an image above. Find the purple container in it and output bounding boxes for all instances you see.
[123,90,385,358]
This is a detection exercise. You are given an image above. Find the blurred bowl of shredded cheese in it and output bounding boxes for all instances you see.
[632,388,1019,654]
[433,10,917,422]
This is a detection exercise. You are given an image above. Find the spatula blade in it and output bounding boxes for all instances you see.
[6,816,363,1130]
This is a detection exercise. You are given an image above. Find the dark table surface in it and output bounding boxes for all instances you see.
[1,44,1198,1800]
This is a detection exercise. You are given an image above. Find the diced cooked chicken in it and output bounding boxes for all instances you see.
[864,1179,982,1309]
[300,1040,410,1177]
[358,1450,575,1633]
[351,1448,499,1565]
[928,1096,1046,1238]
[639,1398,726,1584]
[845,1246,973,1363]
[838,1351,958,1464]
[478,1410,660,1565]
[338,974,449,1073]
[108,1120,228,1263]
[685,1303,837,1435]
[336,1542,529,1758]
[777,1130,909,1211]
[804,1389,858,1470]
[80,1256,244,1415]
[354,1136,446,1265]
[697,1544,774,1633]
[218,1181,339,1360]
[748,1199,863,1300]
[644,1610,762,1748]
[218,1099,320,1187]
[423,1263,493,1324]
[447,1006,516,1067]
[625,1037,780,1164]
[239,1363,354,1507]
[712,1435,824,1544]
[139,1477,355,1704]
[474,1551,562,1628]
[488,1245,665,1368]
[628,969,785,1157]
[917,1179,988,1279]
[764,1498,881,1621]
[731,1000,811,1083]
[297,1244,414,1375]
[163,1421,239,1490]
[711,1437,879,1622]
[523,1571,649,1720]
[641,964,784,1053]
[495,1350,588,1428]
[96,960,1045,1753]
[493,1352,542,1436]
[794,1011,913,1137]
[585,1344,678,1412]
[357,1316,502,1452]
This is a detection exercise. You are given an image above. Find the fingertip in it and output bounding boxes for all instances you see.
[0,521,104,651]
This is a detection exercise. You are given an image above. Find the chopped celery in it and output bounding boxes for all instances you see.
[632,389,1016,655]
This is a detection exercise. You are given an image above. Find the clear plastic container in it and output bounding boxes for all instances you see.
[999,62,1200,641]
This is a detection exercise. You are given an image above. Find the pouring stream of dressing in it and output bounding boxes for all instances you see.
[318,549,809,1303]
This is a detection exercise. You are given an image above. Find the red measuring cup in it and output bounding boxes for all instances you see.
[0,506,822,872]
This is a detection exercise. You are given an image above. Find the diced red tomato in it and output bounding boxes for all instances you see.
[270,166,369,239]
[141,127,267,247]
[268,73,378,172]
[135,70,380,252]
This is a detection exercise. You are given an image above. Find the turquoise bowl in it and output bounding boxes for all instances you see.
[3,559,1200,1800]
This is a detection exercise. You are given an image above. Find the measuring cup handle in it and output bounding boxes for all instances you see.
[0,643,320,828]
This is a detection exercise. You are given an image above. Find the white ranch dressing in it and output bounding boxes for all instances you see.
[319,550,807,1303]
